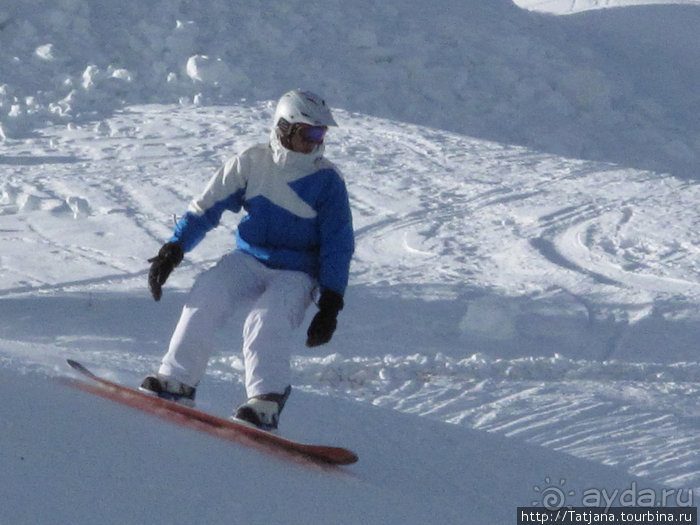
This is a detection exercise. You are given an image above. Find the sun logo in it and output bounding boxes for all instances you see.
[532,477,576,510]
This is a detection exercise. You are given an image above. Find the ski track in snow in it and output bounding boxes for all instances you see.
[1,104,699,494]
[517,0,700,13]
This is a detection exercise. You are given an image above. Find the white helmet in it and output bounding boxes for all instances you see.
[273,89,338,128]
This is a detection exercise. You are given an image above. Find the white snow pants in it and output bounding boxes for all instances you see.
[159,251,316,398]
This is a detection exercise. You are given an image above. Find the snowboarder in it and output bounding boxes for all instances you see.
[141,89,354,430]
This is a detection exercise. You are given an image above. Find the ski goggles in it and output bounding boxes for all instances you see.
[293,123,328,144]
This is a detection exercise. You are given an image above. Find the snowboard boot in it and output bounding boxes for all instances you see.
[232,386,292,431]
[139,374,196,407]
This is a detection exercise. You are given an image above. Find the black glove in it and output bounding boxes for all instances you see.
[148,242,184,301]
[306,290,344,347]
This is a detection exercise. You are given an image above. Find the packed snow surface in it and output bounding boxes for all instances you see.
[1,0,699,524]
[516,0,700,13]
[1,0,699,178]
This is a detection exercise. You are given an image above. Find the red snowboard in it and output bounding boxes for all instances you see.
[65,359,358,466]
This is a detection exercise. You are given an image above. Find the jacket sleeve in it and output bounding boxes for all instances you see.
[169,156,247,252]
[317,173,354,295]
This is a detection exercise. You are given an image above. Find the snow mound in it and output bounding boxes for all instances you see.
[2,364,688,525]
[1,0,699,177]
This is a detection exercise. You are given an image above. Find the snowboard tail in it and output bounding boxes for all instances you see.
[64,359,358,466]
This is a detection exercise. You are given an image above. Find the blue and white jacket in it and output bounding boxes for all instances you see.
[169,131,354,295]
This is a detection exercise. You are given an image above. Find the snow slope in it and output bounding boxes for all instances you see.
[516,0,700,14]
[1,0,699,178]
[2,102,698,523]
[1,1,699,524]
[5,364,684,525]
